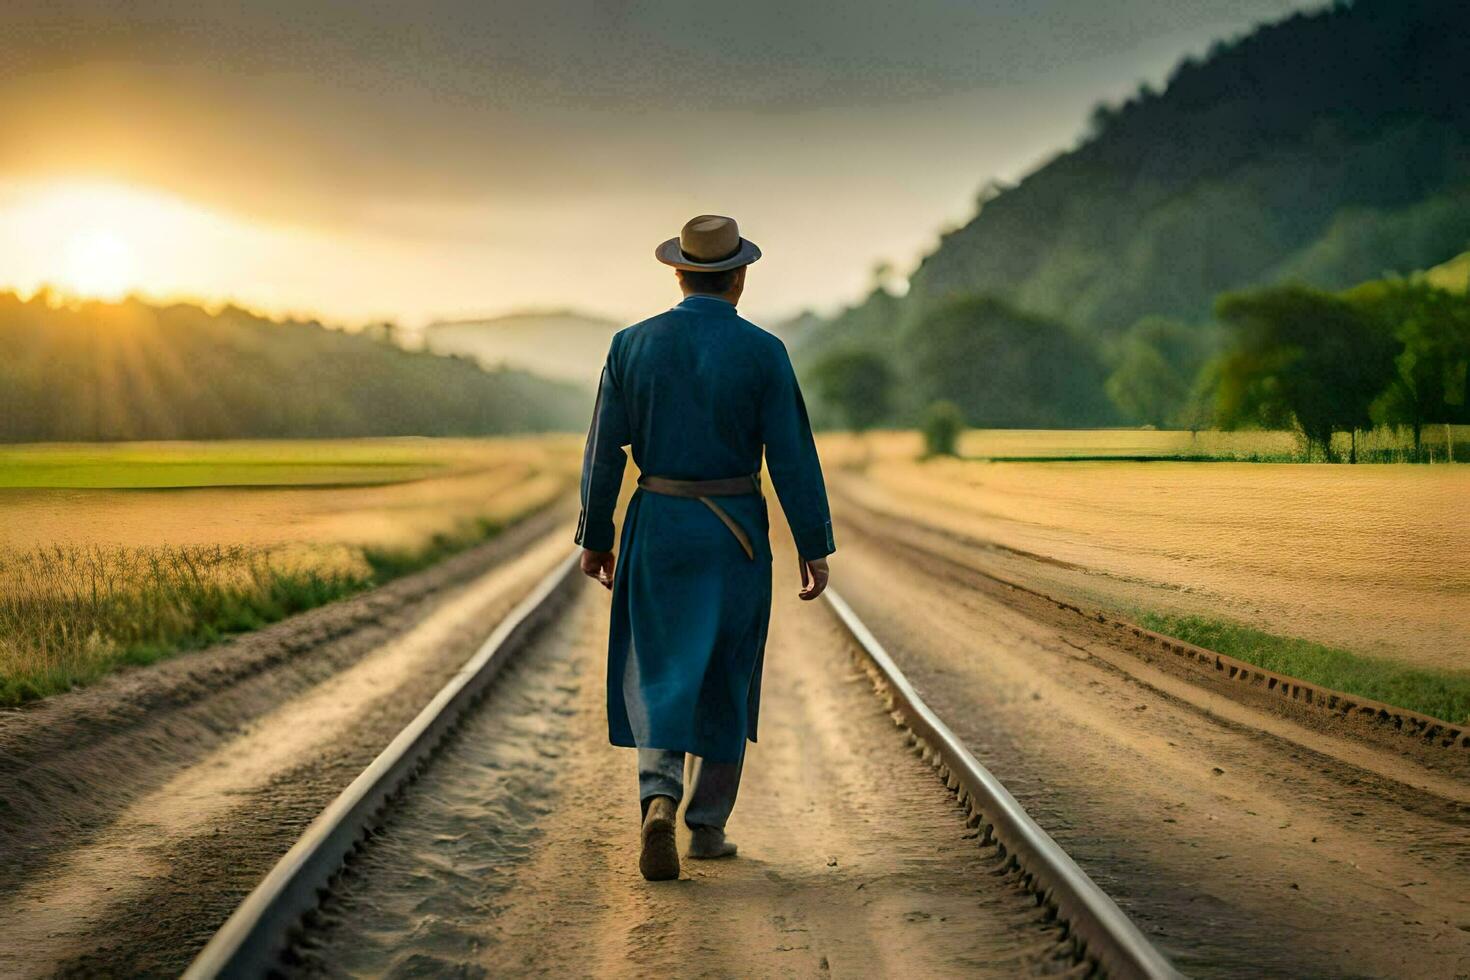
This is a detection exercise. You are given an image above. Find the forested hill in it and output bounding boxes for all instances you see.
[0,293,587,441]
[921,0,1470,332]
[792,0,1470,427]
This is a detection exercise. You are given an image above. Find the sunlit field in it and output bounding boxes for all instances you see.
[0,440,475,489]
[0,437,580,704]
[822,430,1470,720]
[7,431,1467,720]
[947,425,1470,462]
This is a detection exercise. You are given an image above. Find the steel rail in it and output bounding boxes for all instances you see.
[183,551,580,980]
[824,588,1182,980]
[186,547,1175,978]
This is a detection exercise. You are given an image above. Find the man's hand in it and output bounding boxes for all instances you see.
[581,548,615,589]
[798,556,829,601]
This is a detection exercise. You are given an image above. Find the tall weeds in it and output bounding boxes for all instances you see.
[0,517,505,706]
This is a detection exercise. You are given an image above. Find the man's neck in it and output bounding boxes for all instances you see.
[680,291,739,305]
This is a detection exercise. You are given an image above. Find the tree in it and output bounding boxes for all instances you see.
[1176,357,1224,435]
[1105,317,1222,427]
[906,295,1116,428]
[1214,285,1398,461]
[1351,280,1470,454]
[362,320,403,347]
[808,349,894,433]
[921,401,965,456]
[869,260,902,296]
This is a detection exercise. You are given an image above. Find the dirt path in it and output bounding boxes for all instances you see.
[296,556,1079,978]
[0,507,576,978]
[829,498,1470,979]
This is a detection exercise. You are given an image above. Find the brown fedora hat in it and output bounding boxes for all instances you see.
[655,214,762,271]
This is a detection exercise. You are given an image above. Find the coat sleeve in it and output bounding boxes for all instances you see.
[574,343,631,552]
[760,342,836,560]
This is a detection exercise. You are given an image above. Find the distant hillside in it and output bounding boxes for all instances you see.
[792,0,1470,428]
[910,0,1470,334]
[0,293,587,441]
[424,310,621,386]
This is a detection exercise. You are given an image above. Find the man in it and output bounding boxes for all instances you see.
[575,214,835,882]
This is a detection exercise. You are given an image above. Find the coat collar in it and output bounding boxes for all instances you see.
[675,294,738,316]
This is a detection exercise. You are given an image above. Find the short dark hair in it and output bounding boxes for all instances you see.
[677,267,740,295]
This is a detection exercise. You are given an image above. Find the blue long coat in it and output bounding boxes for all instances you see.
[575,294,835,764]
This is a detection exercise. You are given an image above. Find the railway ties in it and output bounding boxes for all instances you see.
[186,551,1179,980]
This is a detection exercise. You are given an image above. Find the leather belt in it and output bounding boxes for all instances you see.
[637,472,762,560]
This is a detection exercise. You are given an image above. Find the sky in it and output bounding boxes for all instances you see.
[0,0,1321,327]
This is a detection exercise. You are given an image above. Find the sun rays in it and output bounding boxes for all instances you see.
[0,178,270,307]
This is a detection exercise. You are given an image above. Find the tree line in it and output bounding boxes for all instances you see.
[0,292,588,442]
[1111,275,1469,461]
[805,265,1470,463]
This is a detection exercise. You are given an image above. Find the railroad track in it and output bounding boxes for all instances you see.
[183,551,1179,980]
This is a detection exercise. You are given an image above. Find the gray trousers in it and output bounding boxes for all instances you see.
[637,748,744,830]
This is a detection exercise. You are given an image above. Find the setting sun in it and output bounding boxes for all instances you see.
[0,180,194,303]
[61,228,138,300]
[0,178,293,308]
[0,177,440,320]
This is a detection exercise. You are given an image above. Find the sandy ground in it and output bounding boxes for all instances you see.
[828,497,1470,979]
[296,560,1079,978]
[0,505,576,978]
[819,437,1470,669]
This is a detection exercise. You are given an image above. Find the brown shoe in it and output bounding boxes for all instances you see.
[687,826,737,860]
[639,795,680,881]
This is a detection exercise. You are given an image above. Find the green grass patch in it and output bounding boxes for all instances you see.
[1139,613,1470,724]
[0,515,510,707]
[361,517,505,581]
[0,440,460,489]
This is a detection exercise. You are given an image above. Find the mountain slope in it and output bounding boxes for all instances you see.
[833,0,1470,343]
[423,310,621,385]
[0,294,587,441]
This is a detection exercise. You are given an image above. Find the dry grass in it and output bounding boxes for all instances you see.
[0,543,362,704]
[0,437,582,706]
[0,514,523,706]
